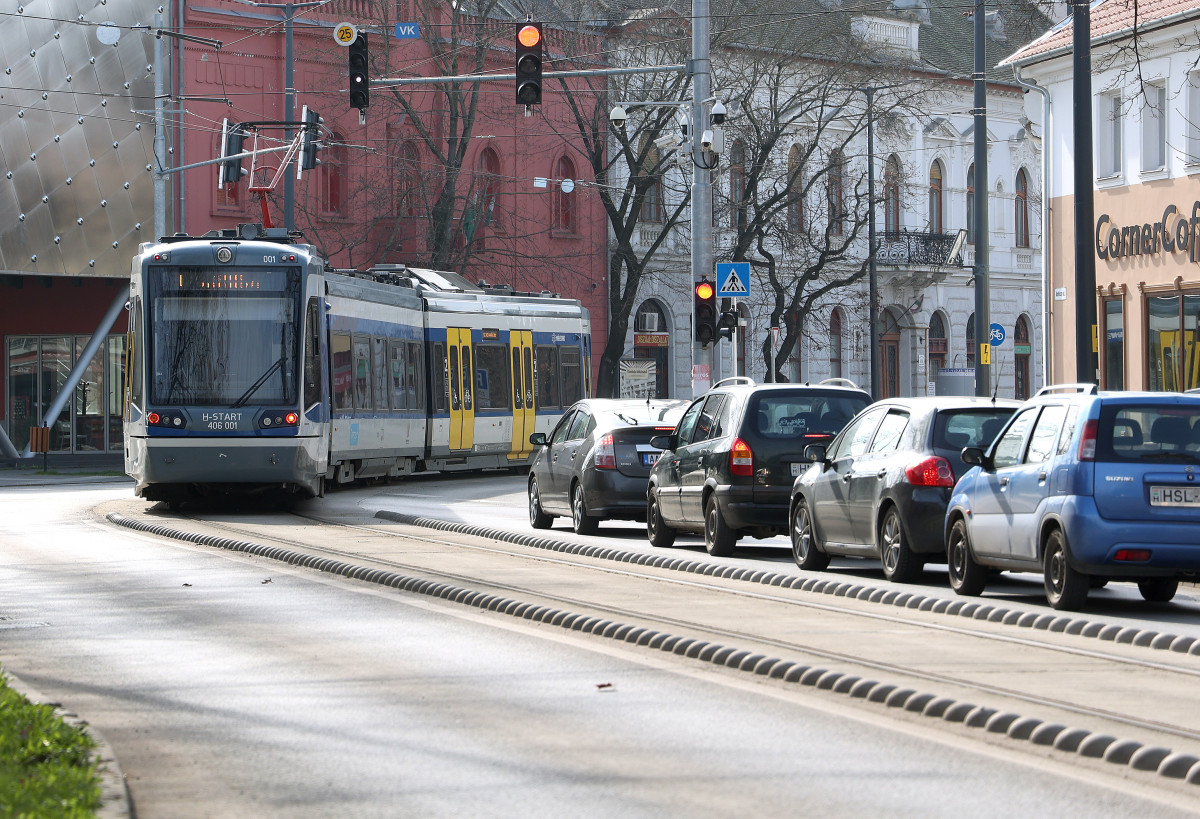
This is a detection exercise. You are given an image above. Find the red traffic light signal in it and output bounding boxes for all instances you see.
[515,23,543,105]
[694,278,717,344]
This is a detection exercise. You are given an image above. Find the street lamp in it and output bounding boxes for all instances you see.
[232,0,325,232]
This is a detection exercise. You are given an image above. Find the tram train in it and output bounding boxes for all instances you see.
[123,225,591,501]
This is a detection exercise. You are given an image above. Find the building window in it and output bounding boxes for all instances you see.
[883,154,901,234]
[730,140,746,230]
[787,144,804,232]
[1147,292,1200,392]
[966,163,975,245]
[639,139,663,223]
[1141,82,1166,172]
[318,133,345,214]
[928,160,943,234]
[966,312,976,367]
[1014,315,1031,400]
[1014,168,1030,248]
[553,155,575,232]
[1098,91,1123,177]
[393,140,420,217]
[928,310,947,376]
[829,308,843,379]
[1188,73,1200,164]
[1103,297,1124,390]
[827,148,845,236]
[477,147,501,222]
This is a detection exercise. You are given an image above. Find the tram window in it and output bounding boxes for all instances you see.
[352,336,371,410]
[461,346,473,412]
[303,298,322,408]
[332,333,352,411]
[431,342,447,413]
[407,341,422,411]
[523,346,534,410]
[372,337,387,410]
[536,345,559,408]
[511,347,523,409]
[449,346,461,411]
[474,344,510,410]
[560,347,582,405]
[388,340,406,410]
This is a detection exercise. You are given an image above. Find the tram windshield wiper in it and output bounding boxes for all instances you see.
[232,356,285,408]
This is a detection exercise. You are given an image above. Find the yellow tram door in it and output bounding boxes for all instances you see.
[447,328,475,451]
[509,330,534,460]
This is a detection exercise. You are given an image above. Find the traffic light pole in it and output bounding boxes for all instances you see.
[691,0,713,395]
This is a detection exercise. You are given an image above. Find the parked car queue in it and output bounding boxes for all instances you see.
[528,380,1200,612]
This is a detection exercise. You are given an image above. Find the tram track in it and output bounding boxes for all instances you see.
[102,499,1200,786]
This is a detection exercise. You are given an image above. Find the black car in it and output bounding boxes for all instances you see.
[646,378,872,556]
[789,396,1019,581]
[527,398,689,534]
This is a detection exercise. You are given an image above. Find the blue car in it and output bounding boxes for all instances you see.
[945,384,1200,610]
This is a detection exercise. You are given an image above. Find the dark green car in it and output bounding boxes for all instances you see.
[646,378,871,556]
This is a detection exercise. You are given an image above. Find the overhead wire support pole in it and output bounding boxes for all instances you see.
[972,0,991,397]
[691,0,713,394]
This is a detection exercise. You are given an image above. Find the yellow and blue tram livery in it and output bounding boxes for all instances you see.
[123,226,590,501]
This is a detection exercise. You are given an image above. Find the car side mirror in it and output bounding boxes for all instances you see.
[961,446,988,469]
[529,432,547,447]
[650,433,675,451]
[803,443,828,464]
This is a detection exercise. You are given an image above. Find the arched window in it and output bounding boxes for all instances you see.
[966,312,976,366]
[633,300,670,397]
[394,140,420,217]
[1015,315,1031,399]
[928,160,943,234]
[1015,168,1030,248]
[730,140,746,230]
[319,132,345,214]
[477,147,501,223]
[553,155,575,232]
[827,148,845,235]
[787,144,804,232]
[829,308,844,379]
[928,310,947,375]
[639,139,663,223]
[966,163,975,245]
[883,154,901,234]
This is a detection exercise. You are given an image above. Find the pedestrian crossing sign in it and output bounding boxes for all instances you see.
[716,262,750,297]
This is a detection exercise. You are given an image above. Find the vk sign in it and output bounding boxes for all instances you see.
[989,322,1006,345]
[395,23,421,38]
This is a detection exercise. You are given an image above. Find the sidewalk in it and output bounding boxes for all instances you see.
[0,455,130,488]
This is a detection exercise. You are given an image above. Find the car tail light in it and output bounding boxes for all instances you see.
[730,437,753,476]
[904,456,955,487]
[1078,418,1098,461]
[594,434,616,469]
[1114,549,1151,562]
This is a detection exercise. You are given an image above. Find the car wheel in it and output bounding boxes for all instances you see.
[528,477,553,530]
[571,483,599,535]
[790,499,830,571]
[646,492,676,548]
[879,506,922,584]
[1137,577,1178,603]
[1043,528,1088,611]
[947,518,987,596]
[704,495,737,557]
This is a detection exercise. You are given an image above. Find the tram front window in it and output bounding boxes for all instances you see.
[149,267,301,406]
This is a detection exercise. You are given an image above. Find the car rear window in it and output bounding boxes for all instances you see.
[1097,404,1200,463]
[933,409,1016,451]
[749,391,870,440]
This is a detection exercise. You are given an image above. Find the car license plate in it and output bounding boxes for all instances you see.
[1149,485,1200,507]
[790,462,803,477]
[642,452,658,467]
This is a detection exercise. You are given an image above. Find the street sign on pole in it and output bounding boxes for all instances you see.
[716,262,749,297]
[334,22,357,46]
[989,322,1005,345]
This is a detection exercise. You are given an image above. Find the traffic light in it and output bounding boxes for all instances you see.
[515,23,543,105]
[694,278,717,345]
[298,106,322,175]
[718,298,738,341]
[218,118,247,186]
[348,33,369,110]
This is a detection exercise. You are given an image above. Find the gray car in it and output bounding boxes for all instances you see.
[527,398,689,534]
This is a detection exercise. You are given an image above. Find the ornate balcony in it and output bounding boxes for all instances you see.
[876,230,966,269]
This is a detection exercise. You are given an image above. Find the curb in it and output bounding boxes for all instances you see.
[372,510,1200,657]
[3,671,132,818]
[107,510,1200,787]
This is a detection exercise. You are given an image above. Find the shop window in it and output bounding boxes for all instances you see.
[1147,292,1200,392]
[1014,315,1031,400]
[1103,298,1124,390]
[928,311,947,375]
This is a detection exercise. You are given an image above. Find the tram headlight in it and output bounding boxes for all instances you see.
[147,412,160,425]
[285,412,298,425]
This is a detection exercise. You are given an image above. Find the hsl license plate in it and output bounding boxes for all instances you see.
[1149,485,1200,507]
[641,452,658,467]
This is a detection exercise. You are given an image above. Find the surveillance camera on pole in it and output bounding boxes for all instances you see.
[700,130,714,151]
[609,105,627,128]
[710,100,727,125]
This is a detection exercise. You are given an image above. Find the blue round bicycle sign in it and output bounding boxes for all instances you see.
[989,322,1006,345]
